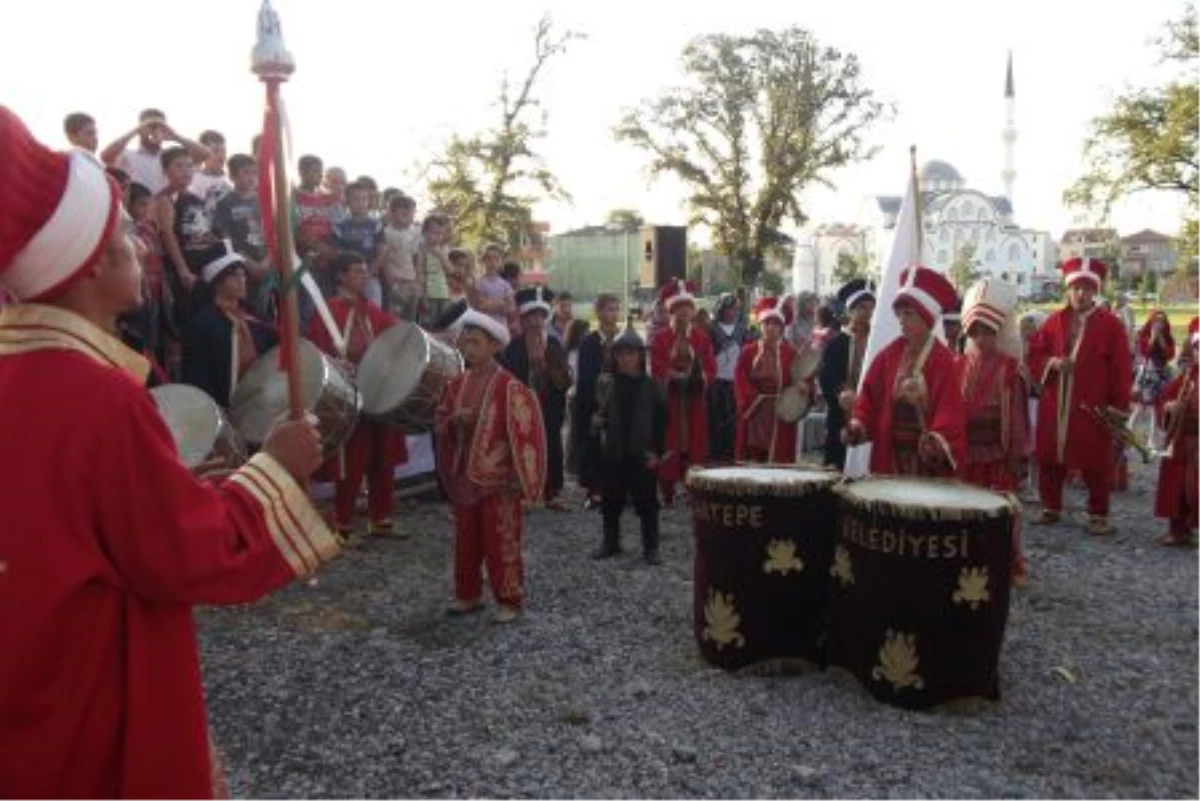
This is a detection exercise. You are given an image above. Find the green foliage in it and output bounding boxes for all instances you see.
[426,16,581,252]
[949,244,978,290]
[1176,217,1199,273]
[832,250,868,284]
[759,270,786,296]
[614,27,888,288]
[605,209,645,231]
[1064,5,1197,245]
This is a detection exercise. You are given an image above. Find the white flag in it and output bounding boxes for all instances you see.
[842,168,936,478]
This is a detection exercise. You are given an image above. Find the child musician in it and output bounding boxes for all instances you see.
[591,328,667,564]
[1152,316,1200,546]
[435,305,546,624]
[958,278,1029,586]
[305,251,408,542]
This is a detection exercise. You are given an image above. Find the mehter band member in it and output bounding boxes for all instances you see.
[1027,257,1133,535]
[1155,316,1198,546]
[707,292,746,464]
[436,307,546,624]
[734,295,799,464]
[591,326,667,564]
[0,105,336,798]
[958,277,1029,586]
[306,251,409,541]
[845,266,966,476]
[819,278,875,469]
[649,279,716,505]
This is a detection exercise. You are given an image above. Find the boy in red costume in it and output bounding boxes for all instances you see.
[306,251,408,540]
[845,265,966,476]
[435,305,546,624]
[649,279,715,504]
[1155,317,1198,546]
[734,295,801,464]
[957,277,1029,585]
[1027,258,1133,535]
[0,107,336,798]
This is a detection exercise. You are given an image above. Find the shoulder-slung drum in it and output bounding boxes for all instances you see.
[686,465,840,671]
[827,477,1017,709]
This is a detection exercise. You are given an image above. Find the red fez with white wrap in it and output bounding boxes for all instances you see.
[1059,257,1107,290]
[962,277,1018,334]
[658,279,696,311]
[0,107,121,301]
[893,265,958,329]
[753,295,792,326]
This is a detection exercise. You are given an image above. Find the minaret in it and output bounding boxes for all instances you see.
[1001,51,1017,214]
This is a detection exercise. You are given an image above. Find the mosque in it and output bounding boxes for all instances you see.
[793,53,1057,299]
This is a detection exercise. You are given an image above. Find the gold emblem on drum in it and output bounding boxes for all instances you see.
[830,545,854,588]
[702,590,745,651]
[952,566,990,610]
[762,540,804,576]
[872,630,925,691]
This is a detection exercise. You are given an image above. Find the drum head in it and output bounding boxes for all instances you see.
[687,465,838,497]
[151,384,223,468]
[230,340,334,444]
[838,477,1015,518]
[357,322,430,416]
[776,386,808,423]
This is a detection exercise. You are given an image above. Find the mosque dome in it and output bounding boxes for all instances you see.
[919,160,964,187]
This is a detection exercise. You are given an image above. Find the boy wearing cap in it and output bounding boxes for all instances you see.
[181,242,278,409]
[435,306,546,624]
[845,266,966,476]
[1027,258,1133,535]
[735,296,801,464]
[592,327,667,563]
[819,279,875,469]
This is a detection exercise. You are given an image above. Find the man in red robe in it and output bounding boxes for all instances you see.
[734,295,800,464]
[1155,317,1198,546]
[306,250,408,540]
[957,277,1029,585]
[0,106,338,797]
[845,265,966,476]
[649,279,715,504]
[1027,257,1133,535]
[435,305,546,624]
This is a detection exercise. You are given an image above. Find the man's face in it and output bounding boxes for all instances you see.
[598,301,620,327]
[556,299,573,320]
[895,302,929,340]
[233,165,257,193]
[139,116,166,150]
[458,327,499,366]
[395,206,416,227]
[129,196,154,224]
[851,299,875,328]
[718,303,735,323]
[347,189,371,216]
[299,162,323,190]
[424,223,447,247]
[93,214,144,314]
[72,122,98,153]
[340,261,368,296]
[615,348,641,375]
[165,155,195,189]
[206,139,227,167]
[217,266,248,301]
[522,309,547,335]
[1067,282,1096,312]
[482,251,503,272]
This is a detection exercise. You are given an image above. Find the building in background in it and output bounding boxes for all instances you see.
[1118,229,1178,278]
[792,223,870,297]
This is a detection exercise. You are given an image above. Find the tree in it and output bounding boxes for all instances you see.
[426,16,581,251]
[950,244,977,291]
[614,27,888,288]
[832,250,868,284]
[759,270,786,296]
[605,209,645,231]
[1065,5,1198,263]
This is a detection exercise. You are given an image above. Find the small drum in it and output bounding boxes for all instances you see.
[827,477,1017,709]
[230,340,360,456]
[356,321,464,432]
[687,465,840,671]
[151,384,248,470]
[775,385,810,423]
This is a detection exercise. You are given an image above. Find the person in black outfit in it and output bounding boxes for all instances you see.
[574,293,622,508]
[819,279,875,469]
[592,327,667,564]
[707,293,747,464]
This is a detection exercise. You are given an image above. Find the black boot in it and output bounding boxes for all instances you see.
[641,515,661,565]
[592,515,622,559]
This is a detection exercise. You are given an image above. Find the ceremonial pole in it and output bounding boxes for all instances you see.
[252,0,305,421]
[905,145,923,287]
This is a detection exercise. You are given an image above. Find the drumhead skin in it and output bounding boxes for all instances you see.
[836,477,1017,519]
[151,384,222,468]
[358,322,428,416]
[687,465,839,497]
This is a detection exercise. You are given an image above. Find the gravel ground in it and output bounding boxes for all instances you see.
[200,459,1198,798]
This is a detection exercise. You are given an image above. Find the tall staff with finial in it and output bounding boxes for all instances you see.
[252,0,304,419]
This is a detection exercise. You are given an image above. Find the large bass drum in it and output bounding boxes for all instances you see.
[826,477,1017,709]
[686,465,840,672]
[151,384,248,470]
[230,340,360,456]
[356,321,463,432]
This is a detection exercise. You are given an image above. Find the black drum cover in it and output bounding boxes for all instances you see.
[826,477,1016,710]
[687,466,839,671]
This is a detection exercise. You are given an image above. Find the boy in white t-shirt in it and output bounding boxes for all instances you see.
[380,194,422,321]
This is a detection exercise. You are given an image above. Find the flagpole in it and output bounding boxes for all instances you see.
[252,1,304,421]
[910,145,923,262]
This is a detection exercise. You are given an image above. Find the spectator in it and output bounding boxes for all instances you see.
[189,130,232,217]
[63,112,97,153]
[380,194,422,321]
[323,166,348,204]
[118,182,173,377]
[292,154,340,294]
[417,214,453,327]
[214,154,272,318]
[353,175,379,216]
[811,303,840,351]
[473,243,516,328]
[549,291,574,343]
[447,249,473,305]
[333,181,386,305]
[156,146,217,321]
[500,260,522,290]
[100,109,211,195]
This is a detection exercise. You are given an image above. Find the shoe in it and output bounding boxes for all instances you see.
[1158,530,1189,546]
[591,545,622,560]
[446,599,485,616]
[369,519,407,538]
[643,550,662,566]
[492,606,520,624]
[1086,517,1112,536]
[1035,510,1061,525]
